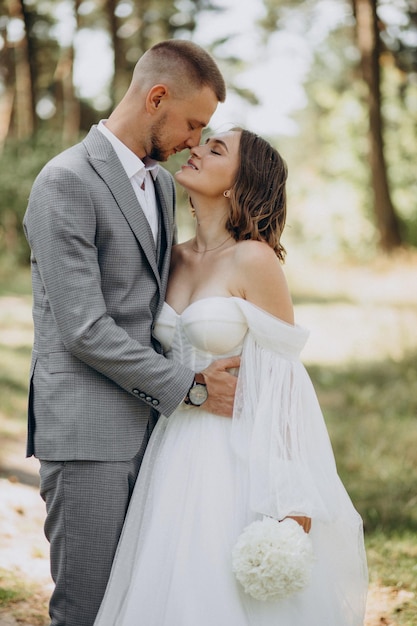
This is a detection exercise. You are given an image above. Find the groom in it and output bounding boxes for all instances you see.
[23,39,239,626]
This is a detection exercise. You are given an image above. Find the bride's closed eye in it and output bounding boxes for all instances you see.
[204,138,227,155]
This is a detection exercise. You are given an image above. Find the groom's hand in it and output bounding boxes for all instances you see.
[201,356,240,417]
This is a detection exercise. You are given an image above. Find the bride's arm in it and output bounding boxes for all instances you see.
[231,243,314,528]
[231,314,340,525]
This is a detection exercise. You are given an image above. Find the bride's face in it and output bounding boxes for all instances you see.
[175,130,241,198]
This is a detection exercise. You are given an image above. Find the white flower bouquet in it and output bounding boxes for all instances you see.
[232,517,314,601]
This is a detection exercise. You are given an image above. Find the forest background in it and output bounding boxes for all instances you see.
[0,0,416,624]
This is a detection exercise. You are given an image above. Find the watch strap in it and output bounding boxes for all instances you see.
[184,373,207,405]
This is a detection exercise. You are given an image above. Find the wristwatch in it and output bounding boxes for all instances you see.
[184,373,208,406]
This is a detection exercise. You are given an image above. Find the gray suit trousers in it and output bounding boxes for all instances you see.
[39,435,148,626]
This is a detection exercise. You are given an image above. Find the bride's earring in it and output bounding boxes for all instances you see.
[223,190,230,198]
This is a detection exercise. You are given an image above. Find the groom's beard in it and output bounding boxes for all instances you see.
[149,114,170,162]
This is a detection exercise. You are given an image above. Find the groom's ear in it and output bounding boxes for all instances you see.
[146,85,169,114]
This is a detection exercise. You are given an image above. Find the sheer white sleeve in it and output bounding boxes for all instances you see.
[231,300,359,524]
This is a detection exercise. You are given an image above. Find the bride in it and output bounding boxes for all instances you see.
[94,128,368,625]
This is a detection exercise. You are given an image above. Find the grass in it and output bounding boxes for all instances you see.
[367,531,417,591]
[308,353,417,533]
[0,569,28,605]
[0,569,48,625]
[309,356,417,624]
[366,532,417,625]
[0,264,32,297]
[0,260,417,624]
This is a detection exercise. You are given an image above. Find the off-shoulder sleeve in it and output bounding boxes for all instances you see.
[231,299,357,524]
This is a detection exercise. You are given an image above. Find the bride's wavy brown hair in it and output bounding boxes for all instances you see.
[225,128,287,262]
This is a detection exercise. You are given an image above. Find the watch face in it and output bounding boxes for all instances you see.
[189,383,208,406]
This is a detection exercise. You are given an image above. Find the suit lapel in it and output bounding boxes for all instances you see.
[154,176,173,293]
[83,128,161,289]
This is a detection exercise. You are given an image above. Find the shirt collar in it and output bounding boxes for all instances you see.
[97,120,159,181]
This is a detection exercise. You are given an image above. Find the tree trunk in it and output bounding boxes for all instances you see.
[107,0,128,106]
[20,0,37,132]
[55,46,80,146]
[353,0,402,251]
[53,0,80,146]
[0,16,15,150]
[8,0,36,139]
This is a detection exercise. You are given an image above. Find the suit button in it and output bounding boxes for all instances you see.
[132,389,140,395]
[139,392,146,398]
[152,399,159,406]
[145,396,152,402]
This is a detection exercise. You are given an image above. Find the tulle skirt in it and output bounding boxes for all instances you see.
[94,404,367,626]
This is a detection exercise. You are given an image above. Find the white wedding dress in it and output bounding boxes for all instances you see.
[94,297,368,626]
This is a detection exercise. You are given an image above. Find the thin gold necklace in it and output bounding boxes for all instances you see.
[192,235,232,253]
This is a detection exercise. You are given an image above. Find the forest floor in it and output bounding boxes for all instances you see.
[1,248,417,625]
[0,456,412,625]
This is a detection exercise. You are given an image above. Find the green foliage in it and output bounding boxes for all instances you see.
[367,531,417,591]
[308,352,417,533]
[0,265,32,297]
[0,134,64,266]
[0,568,47,625]
[382,67,417,242]
[279,8,417,256]
[378,0,417,74]
[0,0,416,258]
[366,532,417,625]
[0,574,27,606]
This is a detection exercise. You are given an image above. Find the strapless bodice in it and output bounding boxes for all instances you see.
[154,296,309,372]
[154,297,247,372]
[155,297,247,354]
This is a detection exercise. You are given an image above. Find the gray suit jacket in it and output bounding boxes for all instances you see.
[23,126,193,461]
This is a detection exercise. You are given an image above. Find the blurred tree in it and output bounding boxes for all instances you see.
[0,3,14,148]
[260,0,416,252]
[0,0,36,142]
[2,0,412,261]
[0,0,64,143]
[378,0,417,75]
[55,0,81,146]
[352,0,402,251]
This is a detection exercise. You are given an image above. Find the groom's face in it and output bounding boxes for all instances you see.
[148,86,219,162]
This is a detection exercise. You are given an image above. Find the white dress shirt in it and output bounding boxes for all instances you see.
[97,120,160,244]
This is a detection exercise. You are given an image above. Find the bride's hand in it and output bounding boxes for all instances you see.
[201,356,240,417]
[283,516,312,533]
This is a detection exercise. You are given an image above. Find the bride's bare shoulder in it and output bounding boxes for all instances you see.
[233,239,280,267]
[232,240,293,323]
